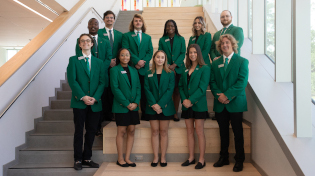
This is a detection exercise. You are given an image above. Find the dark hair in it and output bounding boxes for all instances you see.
[88,18,98,24]
[162,20,181,37]
[115,48,132,66]
[78,33,94,50]
[185,44,206,68]
[129,14,146,33]
[103,10,116,20]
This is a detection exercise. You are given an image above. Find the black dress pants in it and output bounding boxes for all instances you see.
[73,106,100,161]
[139,74,148,121]
[215,108,245,162]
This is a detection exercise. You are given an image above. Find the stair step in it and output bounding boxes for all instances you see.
[8,168,97,176]
[27,135,102,149]
[51,100,71,109]
[62,83,71,91]
[22,146,102,151]
[44,109,73,120]
[57,91,72,100]
[142,12,204,20]
[143,7,203,13]
[35,121,74,133]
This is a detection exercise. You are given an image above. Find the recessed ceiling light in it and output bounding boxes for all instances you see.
[13,0,53,22]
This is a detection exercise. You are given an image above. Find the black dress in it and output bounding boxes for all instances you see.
[181,72,207,119]
[115,67,140,126]
[148,74,174,121]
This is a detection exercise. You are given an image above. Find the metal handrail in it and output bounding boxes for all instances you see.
[0,7,103,119]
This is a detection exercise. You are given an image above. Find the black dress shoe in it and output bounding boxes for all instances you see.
[195,162,206,169]
[95,130,103,137]
[173,117,180,122]
[213,158,229,167]
[212,116,217,120]
[127,162,136,167]
[181,159,195,166]
[160,162,167,167]
[151,162,158,167]
[233,162,243,172]
[116,161,129,167]
[82,160,99,168]
[74,160,82,170]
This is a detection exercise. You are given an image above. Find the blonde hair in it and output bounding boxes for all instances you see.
[192,16,206,36]
[150,50,171,74]
[215,34,238,55]
[129,14,146,33]
[185,44,206,68]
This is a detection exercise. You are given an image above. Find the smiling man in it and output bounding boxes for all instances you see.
[75,18,112,136]
[209,34,249,172]
[209,10,244,62]
[122,14,153,121]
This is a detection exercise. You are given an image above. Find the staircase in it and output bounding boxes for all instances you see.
[114,11,143,33]
[7,80,104,176]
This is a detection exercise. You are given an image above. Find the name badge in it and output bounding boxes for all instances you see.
[196,68,199,70]
[132,34,137,37]
[218,64,224,68]
[148,74,153,77]
[165,39,170,42]
[78,56,85,60]
[185,69,189,72]
[121,71,127,74]
[192,37,196,41]
[103,33,108,36]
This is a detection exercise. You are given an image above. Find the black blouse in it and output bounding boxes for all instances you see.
[123,67,131,86]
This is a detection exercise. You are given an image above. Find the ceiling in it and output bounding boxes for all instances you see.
[0,0,66,47]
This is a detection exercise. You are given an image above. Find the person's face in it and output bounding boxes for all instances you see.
[193,18,202,31]
[220,11,232,26]
[88,19,99,35]
[221,37,233,55]
[166,21,175,35]
[133,17,143,30]
[119,49,130,65]
[154,52,166,66]
[79,35,93,50]
[104,14,115,26]
[189,47,198,62]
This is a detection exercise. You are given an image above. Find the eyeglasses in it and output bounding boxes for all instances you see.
[120,54,130,57]
[80,39,91,43]
[105,17,114,20]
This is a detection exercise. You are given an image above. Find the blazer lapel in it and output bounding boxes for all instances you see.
[132,32,140,48]
[172,34,179,52]
[129,65,136,88]
[153,72,159,89]
[224,54,237,80]
[118,65,131,88]
[196,34,204,46]
[159,70,166,90]
[101,28,109,40]
[218,57,225,79]
[163,36,171,53]
[140,33,147,50]
[189,65,200,85]
[90,56,97,80]
[79,58,90,78]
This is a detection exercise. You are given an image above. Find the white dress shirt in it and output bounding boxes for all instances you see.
[105,27,114,41]
[134,29,142,42]
[91,34,98,45]
[223,52,234,64]
[83,53,92,70]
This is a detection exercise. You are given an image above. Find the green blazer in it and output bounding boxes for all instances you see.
[209,54,249,113]
[75,37,112,87]
[67,55,106,112]
[122,31,153,76]
[98,28,123,59]
[144,70,176,116]
[110,64,141,113]
[158,34,186,74]
[187,32,212,67]
[209,24,244,60]
[179,65,211,112]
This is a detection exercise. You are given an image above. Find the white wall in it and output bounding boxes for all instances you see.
[0,48,7,67]
[54,0,80,11]
[0,0,120,175]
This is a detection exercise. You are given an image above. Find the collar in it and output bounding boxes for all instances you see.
[223,23,232,29]
[223,52,234,61]
[134,29,142,34]
[91,34,98,41]
[105,26,113,31]
[83,52,92,60]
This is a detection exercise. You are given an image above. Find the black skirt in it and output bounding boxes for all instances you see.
[115,111,140,126]
[181,107,207,119]
[175,73,181,88]
[148,113,174,121]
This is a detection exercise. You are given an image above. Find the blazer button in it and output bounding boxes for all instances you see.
[132,97,133,98]
[88,91,90,93]
[75,96,77,99]
[165,105,167,108]
[88,81,90,83]
[120,104,122,105]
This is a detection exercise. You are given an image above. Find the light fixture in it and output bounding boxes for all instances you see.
[35,0,59,16]
[13,0,53,22]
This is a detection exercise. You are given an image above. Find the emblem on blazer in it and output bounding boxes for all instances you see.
[185,69,189,72]
[218,64,224,68]
[192,37,196,41]
[132,34,137,37]
[148,74,153,77]
[78,56,85,60]
[196,68,199,70]
[103,33,108,36]
[121,71,127,74]
[165,39,170,42]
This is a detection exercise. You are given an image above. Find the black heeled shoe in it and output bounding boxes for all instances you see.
[127,162,136,167]
[116,161,129,167]
[181,159,195,166]
[160,162,167,167]
[151,162,158,167]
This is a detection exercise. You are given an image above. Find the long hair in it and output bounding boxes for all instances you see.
[129,14,146,33]
[78,33,94,50]
[150,50,171,74]
[115,48,132,66]
[162,19,181,37]
[192,16,206,36]
[215,34,238,55]
[185,44,206,68]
